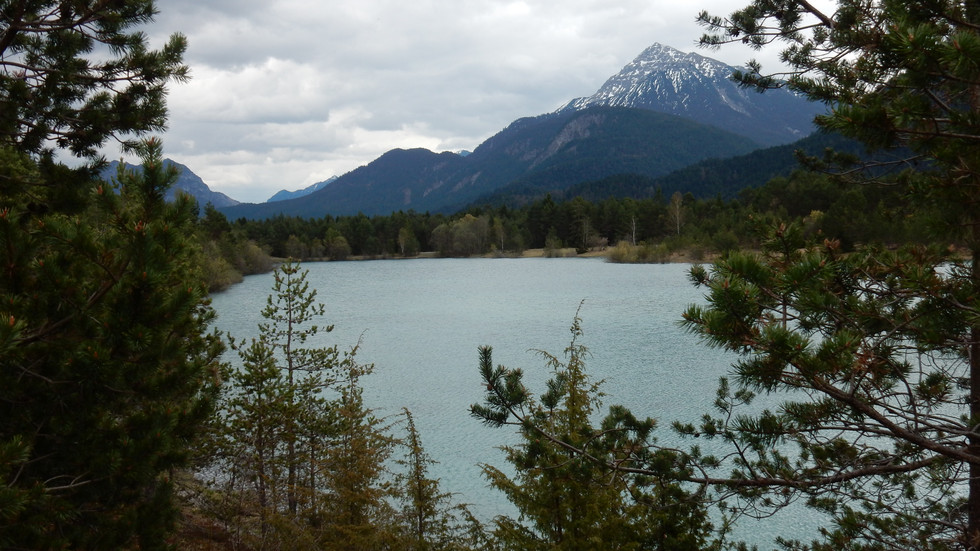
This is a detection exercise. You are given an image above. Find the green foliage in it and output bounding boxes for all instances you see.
[0,3,215,548]
[471,311,712,550]
[0,140,223,549]
[220,163,928,263]
[0,0,188,157]
[206,260,479,550]
[196,204,272,291]
[684,1,980,546]
[210,260,343,544]
[431,214,492,257]
[676,222,975,549]
[393,409,487,551]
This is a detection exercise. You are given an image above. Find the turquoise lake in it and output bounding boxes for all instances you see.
[210,257,822,548]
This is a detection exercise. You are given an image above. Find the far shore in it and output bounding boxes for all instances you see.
[338,247,718,264]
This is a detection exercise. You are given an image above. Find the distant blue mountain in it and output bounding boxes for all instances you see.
[102,159,240,208]
[218,106,760,219]
[266,176,337,202]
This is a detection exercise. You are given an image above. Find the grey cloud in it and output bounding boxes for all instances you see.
[135,0,781,202]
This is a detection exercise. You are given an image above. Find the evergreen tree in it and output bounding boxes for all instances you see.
[0,140,223,549]
[471,312,712,550]
[1,5,197,544]
[211,260,340,547]
[0,1,188,157]
[691,1,980,547]
[675,221,977,549]
[258,260,338,516]
[319,351,396,551]
[215,337,290,545]
[492,3,980,548]
[393,408,486,551]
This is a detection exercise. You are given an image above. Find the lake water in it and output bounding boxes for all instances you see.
[210,257,820,548]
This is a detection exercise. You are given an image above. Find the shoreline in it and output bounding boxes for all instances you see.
[331,247,719,264]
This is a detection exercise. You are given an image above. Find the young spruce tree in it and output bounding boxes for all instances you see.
[471,312,712,550]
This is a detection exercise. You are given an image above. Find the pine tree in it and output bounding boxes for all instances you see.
[258,260,338,516]
[1,4,197,545]
[0,1,188,157]
[688,1,980,547]
[489,3,980,549]
[0,140,223,549]
[675,221,980,550]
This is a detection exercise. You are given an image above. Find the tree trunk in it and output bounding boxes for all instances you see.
[969,226,980,548]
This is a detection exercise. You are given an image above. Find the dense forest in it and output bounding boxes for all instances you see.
[198,166,939,290]
[6,1,980,550]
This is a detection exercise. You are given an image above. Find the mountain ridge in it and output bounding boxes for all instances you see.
[267,177,338,202]
[206,42,827,218]
[218,106,761,219]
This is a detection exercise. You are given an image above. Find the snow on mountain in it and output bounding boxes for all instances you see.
[557,43,824,146]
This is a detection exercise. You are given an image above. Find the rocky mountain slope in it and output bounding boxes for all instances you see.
[558,43,824,146]
[216,42,828,219]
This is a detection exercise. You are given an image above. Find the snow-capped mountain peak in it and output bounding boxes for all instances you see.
[558,43,823,146]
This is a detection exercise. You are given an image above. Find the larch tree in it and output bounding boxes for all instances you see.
[393,408,486,551]
[0,2,220,549]
[212,259,340,548]
[318,350,397,551]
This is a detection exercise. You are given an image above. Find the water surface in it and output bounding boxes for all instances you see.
[211,257,817,547]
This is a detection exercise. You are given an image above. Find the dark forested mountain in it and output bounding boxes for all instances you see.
[219,106,759,219]
[643,132,867,199]
[266,176,337,202]
[472,132,864,207]
[558,43,825,147]
[103,159,240,208]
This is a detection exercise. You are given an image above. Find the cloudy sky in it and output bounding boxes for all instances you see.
[138,1,784,203]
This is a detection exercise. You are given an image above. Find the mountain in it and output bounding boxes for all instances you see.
[267,176,338,202]
[474,131,865,207]
[219,43,829,220]
[557,43,824,147]
[218,106,760,219]
[102,159,240,208]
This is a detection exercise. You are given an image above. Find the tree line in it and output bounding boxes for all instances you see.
[199,165,937,287]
